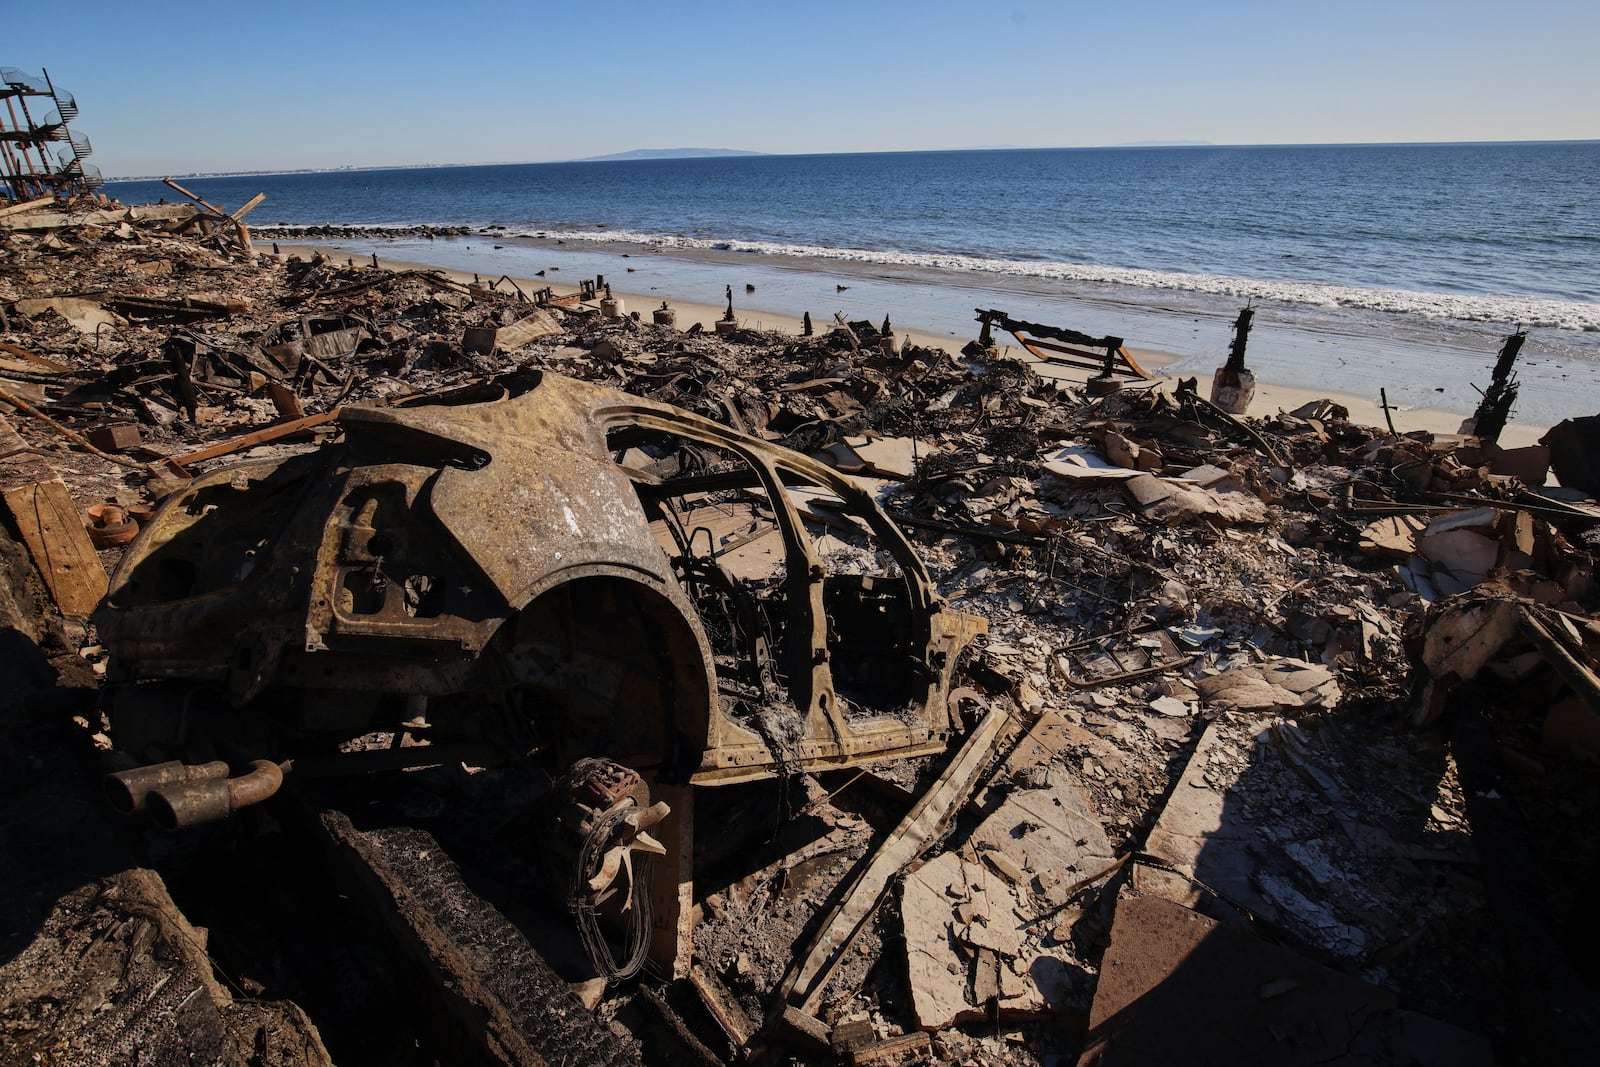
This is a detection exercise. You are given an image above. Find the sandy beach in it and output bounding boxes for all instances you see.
[276,240,1552,450]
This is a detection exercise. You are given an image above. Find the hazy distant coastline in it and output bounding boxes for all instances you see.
[576,148,764,162]
[101,139,1596,182]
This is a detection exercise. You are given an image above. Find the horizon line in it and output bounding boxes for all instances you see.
[99,137,1600,183]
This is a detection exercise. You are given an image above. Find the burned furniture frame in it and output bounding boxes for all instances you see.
[975,308,1152,380]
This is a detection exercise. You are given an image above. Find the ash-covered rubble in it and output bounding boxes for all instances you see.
[3,191,1599,1067]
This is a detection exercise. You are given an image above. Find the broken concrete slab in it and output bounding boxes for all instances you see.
[1041,443,1142,480]
[1419,528,1501,584]
[1148,695,1191,717]
[0,207,129,231]
[1078,894,1491,1067]
[461,308,563,354]
[843,435,924,480]
[1421,507,1501,537]
[1141,717,1272,910]
[125,203,202,223]
[1138,709,1483,970]
[902,853,998,1030]
[903,719,1116,1030]
[9,296,128,334]
[969,778,1117,908]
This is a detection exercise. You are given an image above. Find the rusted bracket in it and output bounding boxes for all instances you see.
[488,274,531,301]
[161,177,227,217]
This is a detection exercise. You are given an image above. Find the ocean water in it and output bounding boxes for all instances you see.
[104,144,1600,423]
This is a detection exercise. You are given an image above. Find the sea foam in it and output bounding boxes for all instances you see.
[523,228,1600,334]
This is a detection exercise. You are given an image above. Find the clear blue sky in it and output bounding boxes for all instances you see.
[10,0,1597,176]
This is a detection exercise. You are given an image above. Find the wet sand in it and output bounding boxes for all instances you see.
[276,240,1553,450]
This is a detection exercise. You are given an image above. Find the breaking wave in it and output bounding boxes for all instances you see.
[523,227,1600,334]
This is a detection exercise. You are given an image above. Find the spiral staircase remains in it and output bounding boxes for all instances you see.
[1,66,102,202]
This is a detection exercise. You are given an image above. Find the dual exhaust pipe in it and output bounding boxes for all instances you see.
[105,759,285,830]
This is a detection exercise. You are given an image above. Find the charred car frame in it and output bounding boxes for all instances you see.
[95,370,984,974]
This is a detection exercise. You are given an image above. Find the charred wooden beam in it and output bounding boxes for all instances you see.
[1469,330,1526,445]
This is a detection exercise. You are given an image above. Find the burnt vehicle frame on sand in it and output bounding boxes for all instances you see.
[94,369,985,975]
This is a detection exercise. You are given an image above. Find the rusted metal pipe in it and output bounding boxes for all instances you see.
[146,759,285,831]
[104,760,229,815]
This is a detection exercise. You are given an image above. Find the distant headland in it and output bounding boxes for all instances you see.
[574,148,766,162]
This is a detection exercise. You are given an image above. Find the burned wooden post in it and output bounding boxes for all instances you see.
[1209,306,1257,415]
[716,284,737,335]
[1467,329,1526,445]
[1087,335,1126,395]
[600,283,624,320]
[801,311,813,337]
[1380,387,1398,435]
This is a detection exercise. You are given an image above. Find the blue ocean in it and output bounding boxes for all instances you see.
[105,144,1600,422]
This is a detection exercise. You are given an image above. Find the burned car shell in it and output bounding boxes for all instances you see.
[95,371,985,785]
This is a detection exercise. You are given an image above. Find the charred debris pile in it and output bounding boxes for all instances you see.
[2,193,1599,1066]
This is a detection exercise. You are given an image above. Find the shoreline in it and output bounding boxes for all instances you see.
[275,239,1556,449]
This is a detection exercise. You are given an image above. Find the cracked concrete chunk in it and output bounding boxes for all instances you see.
[904,852,982,1031]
